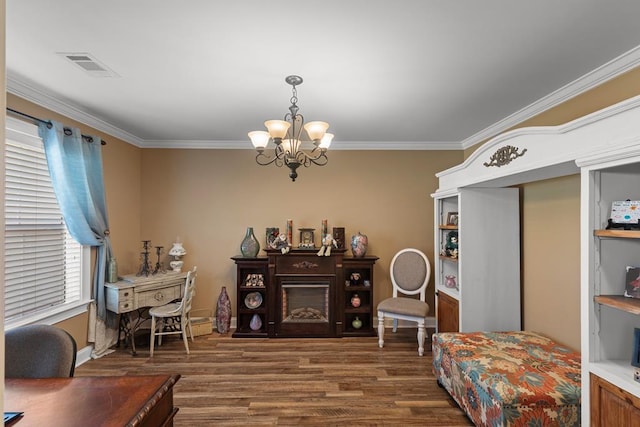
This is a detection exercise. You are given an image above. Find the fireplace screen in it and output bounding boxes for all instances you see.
[281,281,330,323]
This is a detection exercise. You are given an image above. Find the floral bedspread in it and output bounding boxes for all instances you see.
[432,331,581,427]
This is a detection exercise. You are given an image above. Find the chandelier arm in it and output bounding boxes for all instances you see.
[255,151,280,166]
[256,143,286,167]
[307,150,329,167]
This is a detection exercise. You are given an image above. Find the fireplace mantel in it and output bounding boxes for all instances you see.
[232,250,377,338]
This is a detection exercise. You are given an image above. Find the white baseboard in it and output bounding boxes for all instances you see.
[76,345,94,367]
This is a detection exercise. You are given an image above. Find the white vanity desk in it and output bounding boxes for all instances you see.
[105,271,187,355]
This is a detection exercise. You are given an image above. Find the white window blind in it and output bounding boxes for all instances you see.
[4,118,85,325]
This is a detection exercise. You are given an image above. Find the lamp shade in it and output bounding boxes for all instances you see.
[168,242,186,257]
[319,133,334,149]
[248,131,270,149]
[264,120,291,139]
[304,121,329,141]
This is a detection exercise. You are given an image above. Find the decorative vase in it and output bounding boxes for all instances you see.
[106,257,118,283]
[216,286,232,334]
[445,275,457,289]
[352,316,362,329]
[250,314,263,331]
[351,294,361,308]
[240,227,260,258]
[350,231,368,258]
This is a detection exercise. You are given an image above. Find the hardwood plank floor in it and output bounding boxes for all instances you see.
[75,328,472,426]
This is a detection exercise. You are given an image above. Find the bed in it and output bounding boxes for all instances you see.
[432,331,581,426]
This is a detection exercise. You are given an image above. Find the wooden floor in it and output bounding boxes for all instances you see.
[75,328,472,426]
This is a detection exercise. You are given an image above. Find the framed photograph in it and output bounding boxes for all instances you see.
[607,200,640,230]
[446,212,459,226]
[625,266,640,299]
[632,328,640,368]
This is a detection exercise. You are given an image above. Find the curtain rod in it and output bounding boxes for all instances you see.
[6,107,107,145]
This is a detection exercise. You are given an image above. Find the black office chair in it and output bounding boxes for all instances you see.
[5,324,77,378]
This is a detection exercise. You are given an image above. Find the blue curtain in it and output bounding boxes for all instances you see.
[38,121,113,320]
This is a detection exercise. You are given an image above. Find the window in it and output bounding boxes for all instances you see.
[4,117,90,328]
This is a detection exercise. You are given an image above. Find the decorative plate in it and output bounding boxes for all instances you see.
[244,292,263,309]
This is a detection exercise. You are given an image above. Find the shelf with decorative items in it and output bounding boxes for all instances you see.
[342,256,378,336]
[231,256,269,337]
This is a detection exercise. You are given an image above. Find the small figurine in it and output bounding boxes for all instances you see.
[273,233,291,254]
[445,231,458,257]
[317,233,338,256]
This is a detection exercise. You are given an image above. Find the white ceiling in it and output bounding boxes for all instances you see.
[6,1,640,150]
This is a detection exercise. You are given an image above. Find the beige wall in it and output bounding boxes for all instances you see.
[139,148,461,318]
[4,92,463,347]
[6,64,640,354]
[521,175,581,350]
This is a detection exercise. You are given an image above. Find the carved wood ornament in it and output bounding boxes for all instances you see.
[483,145,527,167]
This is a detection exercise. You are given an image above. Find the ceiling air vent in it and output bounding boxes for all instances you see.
[57,52,120,77]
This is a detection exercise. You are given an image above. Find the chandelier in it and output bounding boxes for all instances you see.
[248,75,333,182]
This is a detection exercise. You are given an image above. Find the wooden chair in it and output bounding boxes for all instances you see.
[377,248,431,356]
[5,324,77,378]
[149,266,197,356]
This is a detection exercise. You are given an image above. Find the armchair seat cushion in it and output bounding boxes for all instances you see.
[378,297,429,318]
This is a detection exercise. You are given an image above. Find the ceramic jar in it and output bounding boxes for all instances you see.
[250,314,263,331]
[351,294,361,308]
[240,227,260,258]
[351,231,368,258]
[352,316,362,329]
[445,275,457,289]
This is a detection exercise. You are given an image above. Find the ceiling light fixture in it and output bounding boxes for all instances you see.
[248,75,333,182]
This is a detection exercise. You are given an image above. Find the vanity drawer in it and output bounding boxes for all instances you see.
[105,287,134,314]
[136,284,182,308]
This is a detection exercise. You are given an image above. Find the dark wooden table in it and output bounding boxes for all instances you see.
[4,374,180,427]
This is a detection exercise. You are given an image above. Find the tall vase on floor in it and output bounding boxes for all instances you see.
[240,227,260,258]
[216,286,231,334]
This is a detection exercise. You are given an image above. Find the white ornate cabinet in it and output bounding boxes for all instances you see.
[433,188,520,333]
[578,148,640,424]
[431,93,640,425]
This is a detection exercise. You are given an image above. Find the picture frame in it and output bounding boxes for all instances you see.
[446,212,459,226]
[625,266,640,299]
[632,328,640,368]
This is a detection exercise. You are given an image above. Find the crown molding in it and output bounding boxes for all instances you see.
[6,74,146,147]
[142,139,459,150]
[460,44,640,150]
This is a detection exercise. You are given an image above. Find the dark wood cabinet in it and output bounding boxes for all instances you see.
[231,251,377,338]
[590,373,640,427]
[342,256,378,337]
[231,256,269,337]
[436,290,459,333]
